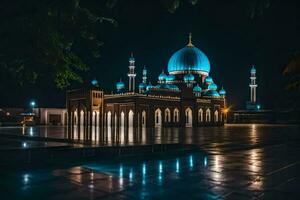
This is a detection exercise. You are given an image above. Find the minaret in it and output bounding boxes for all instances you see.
[142,66,147,84]
[249,65,257,103]
[127,53,136,92]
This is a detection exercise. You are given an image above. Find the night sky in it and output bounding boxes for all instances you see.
[1,0,299,109]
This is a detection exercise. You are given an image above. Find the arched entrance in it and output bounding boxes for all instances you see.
[155,108,162,127]
[206,109,211,122]
[120,111,125,127]
[142,110,146,127]
[198,108,203,122]
[128,110,134,127]
[185,108,193,127]
[214,110,219,122]
[107,111,112,127]
[174,108,179,123]
[165,108,171,123]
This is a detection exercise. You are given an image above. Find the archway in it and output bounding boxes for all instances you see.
[206,109,211,122]
[128,110,134,127]
[185,108,193,127]
[155,108,162,127]
[198,108,203,122]
[165,108,171,123]
[142,110,146,127]
[214,110,219,122]
[120,111,125,127]
[173,108,179,123]
[107,111,112,127]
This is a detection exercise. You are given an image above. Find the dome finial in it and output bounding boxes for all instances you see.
[187,32,193,47]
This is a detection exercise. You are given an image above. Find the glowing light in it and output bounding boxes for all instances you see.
[189,155,194,168]
[176,159,180,173]
[159,161,163,173]
[204,156,208,167]
[129,169,133,182]
[23,142,27,148]
[142,163,146,175]
[29,127,33,136]
[142,163,146,185]
[30,101,36,107]
[23,174,29,184]
[119,164,123,177]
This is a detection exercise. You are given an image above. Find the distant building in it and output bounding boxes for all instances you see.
[33,108,67,125]
[246,65,261,110]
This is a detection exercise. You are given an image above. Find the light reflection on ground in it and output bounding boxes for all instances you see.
[0,124,299,199]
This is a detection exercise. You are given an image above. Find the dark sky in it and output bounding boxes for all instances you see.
[1,0,299,109]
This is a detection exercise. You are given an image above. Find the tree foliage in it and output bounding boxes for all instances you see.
[0,0,116,89]
[283,52,300,91]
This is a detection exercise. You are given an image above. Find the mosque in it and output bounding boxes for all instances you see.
[102,34,227,127]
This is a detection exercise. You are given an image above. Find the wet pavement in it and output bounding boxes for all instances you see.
[0,124,299,199]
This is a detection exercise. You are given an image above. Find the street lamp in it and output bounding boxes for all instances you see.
[30,101,36,114]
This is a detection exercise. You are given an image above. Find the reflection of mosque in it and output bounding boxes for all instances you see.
[105,34,226,128]
[67,34,227,140]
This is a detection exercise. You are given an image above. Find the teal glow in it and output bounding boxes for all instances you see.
[189,155,194,168]
[204,157,208,167]
[176,159,180,173]
[158,72,167,81]
[165,74,175,81]
[168,46,210,74]
[30,101,36,107]
[116,81,125,90]
[219,88,226,95]
[251,65,256,73]
[129,169,133,182]
[257,104,261,110]
[193,84,202,92]
[146,83,154,90]
[183,74,195,81]
[205,76,213,83]
[139,83,147,89]
[119,165,123,177]
[208,83,218,90]
[91,79,98,86]
[203,90,220,97]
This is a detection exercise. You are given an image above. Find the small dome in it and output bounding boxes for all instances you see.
[203,90,220,97]
[219,88,226,95]
[116,81,125,90]
[158,72,167,81]
[205,76,213,83]
[91,79,98,86]
[184,74,195,82]
[208,83,218,90]
[139,83,147,89]
[165,74,175,81]
[193,84,202,92]
[146,82,154,90]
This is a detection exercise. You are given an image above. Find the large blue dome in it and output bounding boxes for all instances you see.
[168,45,210,75]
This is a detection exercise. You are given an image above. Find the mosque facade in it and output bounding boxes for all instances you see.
[103,34,227,127]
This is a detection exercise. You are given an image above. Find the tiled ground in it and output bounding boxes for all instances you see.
[0,124,299,199]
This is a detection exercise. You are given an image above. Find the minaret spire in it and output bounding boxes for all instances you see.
[249,65,257,103]
[187,32,193,47]
[127,53,136,92]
